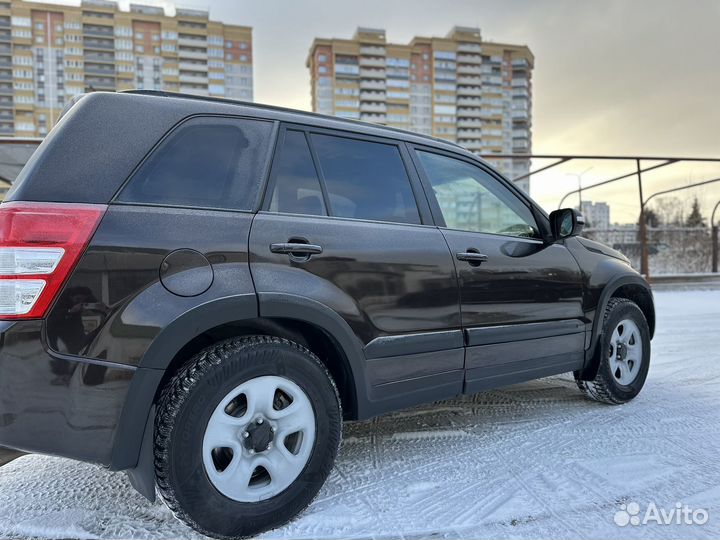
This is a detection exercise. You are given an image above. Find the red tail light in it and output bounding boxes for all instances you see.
[0,202,107,319]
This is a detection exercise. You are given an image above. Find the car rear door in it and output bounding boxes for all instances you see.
[408,145,586,393]
[249,126,463,413]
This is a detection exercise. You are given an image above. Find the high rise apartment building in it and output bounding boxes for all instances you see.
[581,200,611,229]
[307,27,533,191]
[0,0,253,137]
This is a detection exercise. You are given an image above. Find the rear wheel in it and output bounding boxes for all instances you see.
[576,297,651,404]
[154,336,342,539]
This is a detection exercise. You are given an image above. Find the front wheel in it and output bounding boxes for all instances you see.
[576,297,651,404]
[154,336,342,539]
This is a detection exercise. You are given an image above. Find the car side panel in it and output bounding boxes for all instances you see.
[45,204,257,367]
[249,212,464,415]
[564,237,655,359]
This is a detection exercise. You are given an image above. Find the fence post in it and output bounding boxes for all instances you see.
[636,159,649,279]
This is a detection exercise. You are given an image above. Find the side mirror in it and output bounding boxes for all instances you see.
[550,208,585,241]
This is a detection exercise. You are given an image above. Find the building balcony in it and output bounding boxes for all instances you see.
[457,128,482,137]
[359,68,385,79]
[456,86,482,96]
[179,61,207,72]
[83,26,113,38]
[511,78,529,87]
[179,74,209,84]
[512,87,529,98]
[85,64,115,75]
[178,50,208,60]
[84,40,114,51]
[359,56,385,67]
[359,45,385,56]
[456,97,481,106]
[512,58,530,68]
[456,119,482,128]
[481,108,503,118]
[359,79,386,90]
[456,53,482,64]
[457,43,482,53]
[457,75,482,86]
[84,53,114,64]
[457,107,482,118]
[178,36,207,48]
[456,64,482,75]
[511,109,529,120]
[360,90,385,101]
[360,112,386,123]
[360,102,387,113]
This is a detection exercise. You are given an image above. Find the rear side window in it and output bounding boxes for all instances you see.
[117,117,272,210]
[310,134,420,225]
[267,130,327,216]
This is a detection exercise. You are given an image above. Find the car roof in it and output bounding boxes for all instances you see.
[121,89,481,160]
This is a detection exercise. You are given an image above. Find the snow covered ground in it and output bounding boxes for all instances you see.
[1,289,719,539]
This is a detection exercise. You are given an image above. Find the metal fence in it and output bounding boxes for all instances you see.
[583,227,713,275]
[481,153,720,279]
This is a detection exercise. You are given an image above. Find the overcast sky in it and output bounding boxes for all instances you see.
[35,0,720,222]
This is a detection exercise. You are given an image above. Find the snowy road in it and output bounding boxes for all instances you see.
[1,289,719,539]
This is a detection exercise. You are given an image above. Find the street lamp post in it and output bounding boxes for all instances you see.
[565,167,593,211]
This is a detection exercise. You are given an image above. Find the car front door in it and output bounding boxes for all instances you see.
[409,146,586,393]
[249,127,463,414]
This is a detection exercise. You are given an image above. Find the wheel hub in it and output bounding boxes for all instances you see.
[616,342,627,361]
[242,417,274,453]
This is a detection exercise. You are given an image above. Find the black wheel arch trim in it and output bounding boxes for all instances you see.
[257,292,370,419]
[111,291,370,480]
[579,273,654,379]
[110,294,258,472]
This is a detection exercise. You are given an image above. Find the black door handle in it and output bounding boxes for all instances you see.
[456,251,489,266]
[270,243,323,255]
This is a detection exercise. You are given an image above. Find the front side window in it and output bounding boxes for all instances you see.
[416,150,539,238]
[118,117,272,210]
[267,130,326,216]
[311,134,420,225]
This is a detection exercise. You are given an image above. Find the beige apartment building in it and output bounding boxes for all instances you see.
[0,0,253,137]
[307,27,533,190]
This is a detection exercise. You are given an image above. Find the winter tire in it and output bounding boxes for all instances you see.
[154,336,342,539]
[576,297,651,404]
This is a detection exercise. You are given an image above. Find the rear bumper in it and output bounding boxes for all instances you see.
[0,320,138,466]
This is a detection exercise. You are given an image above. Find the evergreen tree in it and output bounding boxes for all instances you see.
[640,207,660,228]
[686,197,706,228]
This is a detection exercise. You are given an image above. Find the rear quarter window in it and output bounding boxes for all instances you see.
[117,117,273,211]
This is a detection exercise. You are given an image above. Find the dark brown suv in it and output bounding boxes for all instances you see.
[0,91,654,539]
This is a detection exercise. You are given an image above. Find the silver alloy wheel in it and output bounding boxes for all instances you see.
[608,318,643,386]
[202,375,316,502]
